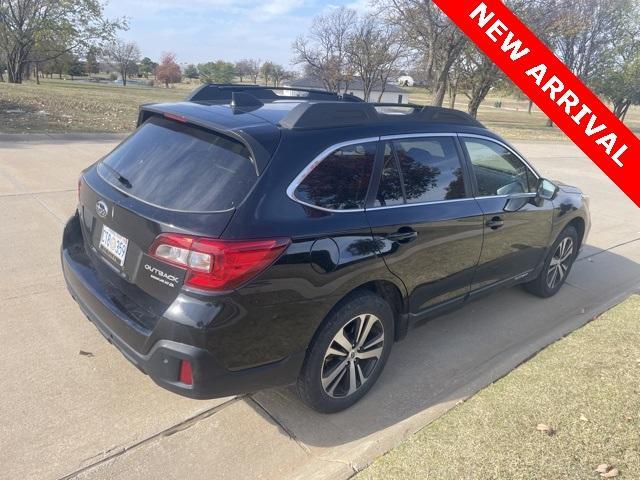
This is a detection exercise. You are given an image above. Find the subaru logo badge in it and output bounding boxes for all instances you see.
[96,200,108,219]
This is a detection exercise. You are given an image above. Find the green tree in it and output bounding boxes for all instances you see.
[139,57,157,78]
[184,64,199,79]
[198,60,235,83]
[0,0,125,83]
[85,47,100,76]
[594,38,640,121]
[66,58,85,79]
[260,61,274,85]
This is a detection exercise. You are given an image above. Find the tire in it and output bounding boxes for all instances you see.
[297,292,394,413]
[525,225,579,298]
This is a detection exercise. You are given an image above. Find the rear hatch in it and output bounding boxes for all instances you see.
[79,115,260,307]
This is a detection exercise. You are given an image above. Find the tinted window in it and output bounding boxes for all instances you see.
[98,117,256,211]
[393,137,466,203]
[294,142,376,210]
[374,143,404,207]
[463,138,537,196]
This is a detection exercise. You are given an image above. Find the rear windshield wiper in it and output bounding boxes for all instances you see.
[100,163,132,189]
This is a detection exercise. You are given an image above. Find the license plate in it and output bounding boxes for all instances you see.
[99,225,129,266]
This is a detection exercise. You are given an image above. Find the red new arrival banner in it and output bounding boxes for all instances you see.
[432,0,640,207]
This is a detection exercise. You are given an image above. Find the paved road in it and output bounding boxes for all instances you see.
[1,135,638,480]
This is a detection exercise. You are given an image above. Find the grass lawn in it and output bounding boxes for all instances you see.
[0,78,187,133]
[1,79,638,142]
[356,295,640,480]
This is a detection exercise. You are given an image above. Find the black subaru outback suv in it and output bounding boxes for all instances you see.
[62,84,590,413]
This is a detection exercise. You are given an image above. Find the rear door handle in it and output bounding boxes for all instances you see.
[387,230,418,243]
[486,216,504,230]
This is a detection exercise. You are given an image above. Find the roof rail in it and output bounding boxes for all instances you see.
[187,83,364,104]
[279,102,486,130]
[279,102,379,129]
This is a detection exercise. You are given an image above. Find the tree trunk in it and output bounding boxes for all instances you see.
[620,103,630,121]
[613,99,631,120]
[449,79,458,109]
[528,100,533,114]
[467,85,489,119]
[432,72,448,107]
[121,68,127,86]
[35,64,40,85]
[7,50,24,83]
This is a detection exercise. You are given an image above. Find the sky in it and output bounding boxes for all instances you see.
[103,0,372,68]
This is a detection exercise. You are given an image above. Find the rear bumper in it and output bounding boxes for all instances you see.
[61,214,304,399]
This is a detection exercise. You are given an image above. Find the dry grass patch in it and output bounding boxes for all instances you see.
[0,78,185,133]
[357,295,640,480]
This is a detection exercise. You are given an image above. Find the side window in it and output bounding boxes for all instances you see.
[374,143,404,207]
[293,141,376,210]
[463,138,537,197]
[393,137,467,203]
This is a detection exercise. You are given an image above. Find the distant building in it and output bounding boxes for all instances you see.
[397,75,415,87]
[283,77,408,104]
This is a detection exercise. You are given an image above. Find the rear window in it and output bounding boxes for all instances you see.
[97,117,257,212]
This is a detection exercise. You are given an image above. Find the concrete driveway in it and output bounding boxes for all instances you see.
[1,134,639,480]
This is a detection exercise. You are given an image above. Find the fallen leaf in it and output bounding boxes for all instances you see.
[536,423,555,435]
[596,464,610,474]
[580,414,589,422]
[602,468,619,478]
[79,350,94,357]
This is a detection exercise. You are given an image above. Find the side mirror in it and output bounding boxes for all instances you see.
[537,178,559,201]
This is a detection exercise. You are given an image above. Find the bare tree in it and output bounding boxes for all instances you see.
[377,0,467,106]
[271,63,287,86]
[459,47,503,118]
[104,39,140,86]
[292,6,356,93]
[348,16,406,102]
[245,58,261,84]
[235,59,252,83]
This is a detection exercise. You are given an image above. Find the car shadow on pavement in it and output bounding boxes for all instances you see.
[249,245,640,453]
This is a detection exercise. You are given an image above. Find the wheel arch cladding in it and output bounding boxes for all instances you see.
[567,217,586,249]
[306,280,407,356]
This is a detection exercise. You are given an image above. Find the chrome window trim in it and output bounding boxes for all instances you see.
[380,132,458,141]
[286,137,380,214]
[286,132,540,214]
[367,197,476,211]
[458,133,541,179]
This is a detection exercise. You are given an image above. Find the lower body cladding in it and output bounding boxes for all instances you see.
[61,214,312,399]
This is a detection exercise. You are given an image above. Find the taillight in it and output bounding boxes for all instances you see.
[179,360,193,385]
[77,176,82,202]
[149,234,290,291]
